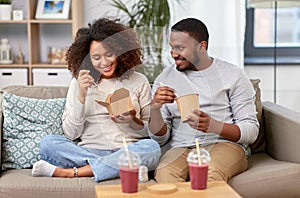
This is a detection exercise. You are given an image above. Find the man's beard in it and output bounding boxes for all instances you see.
[175,52,200,71]
[175,60,199,71]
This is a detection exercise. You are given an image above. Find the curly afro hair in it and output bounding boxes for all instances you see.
[66,18,143,79]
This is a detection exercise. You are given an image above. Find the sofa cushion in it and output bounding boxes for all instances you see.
[0,169,116,198]
[1,92,66,170]
[249,79,265,153]
[229,153,300,197]
[0,86,69,99]
[0,169,156,198]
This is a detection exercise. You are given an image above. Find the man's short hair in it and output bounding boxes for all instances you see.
[171,18,209,45]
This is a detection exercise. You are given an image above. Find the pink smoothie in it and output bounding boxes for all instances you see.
[120,166,139,193]
[189,163,209,190]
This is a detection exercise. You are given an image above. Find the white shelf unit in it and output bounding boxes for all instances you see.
[0,0,84,85]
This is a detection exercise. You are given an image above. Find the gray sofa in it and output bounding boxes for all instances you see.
[1,84,300,198]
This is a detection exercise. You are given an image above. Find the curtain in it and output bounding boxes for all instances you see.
[169,0,246,68]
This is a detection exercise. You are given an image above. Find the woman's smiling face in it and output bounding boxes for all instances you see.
[89,40,118,79]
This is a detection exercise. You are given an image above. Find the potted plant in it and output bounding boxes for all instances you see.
[106,0,181,83]
[0,0,12,20]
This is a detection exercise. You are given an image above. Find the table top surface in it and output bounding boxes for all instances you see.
[95,181,242,198]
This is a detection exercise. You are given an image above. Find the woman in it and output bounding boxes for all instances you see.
[32,18,161,182]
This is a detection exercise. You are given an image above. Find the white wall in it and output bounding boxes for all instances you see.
[245,65,300,113]
[83,0,117,25]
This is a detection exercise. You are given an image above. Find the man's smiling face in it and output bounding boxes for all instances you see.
[169,31,200,71]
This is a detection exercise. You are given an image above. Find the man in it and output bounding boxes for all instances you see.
[148,18,259,182]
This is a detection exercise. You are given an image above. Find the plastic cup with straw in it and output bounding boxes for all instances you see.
[119,137,140,193]
[186,138,210,190]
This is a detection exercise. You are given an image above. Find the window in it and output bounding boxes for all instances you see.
[244,6,300,64]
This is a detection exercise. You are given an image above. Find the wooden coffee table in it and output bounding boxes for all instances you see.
[95,181,241,197]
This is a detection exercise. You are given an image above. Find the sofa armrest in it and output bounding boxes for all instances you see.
[263,101,300,164]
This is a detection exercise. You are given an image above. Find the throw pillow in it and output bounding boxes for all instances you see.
[249,79,265,153]
[1,92,66,170]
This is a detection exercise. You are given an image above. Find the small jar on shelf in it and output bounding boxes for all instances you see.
[0,38,13,64]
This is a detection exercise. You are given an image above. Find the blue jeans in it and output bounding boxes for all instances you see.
[39,134,161,182]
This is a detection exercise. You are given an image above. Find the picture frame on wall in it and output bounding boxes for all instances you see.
[35,0,71,19]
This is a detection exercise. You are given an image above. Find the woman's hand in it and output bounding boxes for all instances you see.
[111,110,135,123]
[111,110,144,130]
[77,70,94,104]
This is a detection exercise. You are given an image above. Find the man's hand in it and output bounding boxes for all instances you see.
[151,86,177,110]
[185,109,240,142]
[148,85,176,136]
[186,109,223,134]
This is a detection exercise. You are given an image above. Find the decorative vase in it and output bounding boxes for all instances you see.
[0,4,12,20]
[0,38,13,64]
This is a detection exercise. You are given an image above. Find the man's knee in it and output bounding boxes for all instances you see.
[154,163,189,183]
[208,166,227,182]
[207,142,248,182]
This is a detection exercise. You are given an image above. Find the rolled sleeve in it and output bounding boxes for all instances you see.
[148,128,170,146]
[237,122,259,144]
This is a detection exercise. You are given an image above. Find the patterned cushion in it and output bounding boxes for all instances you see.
[1,92,66,170]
